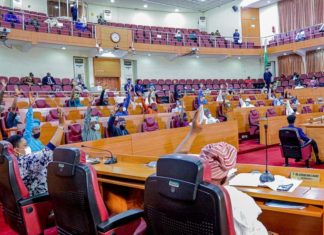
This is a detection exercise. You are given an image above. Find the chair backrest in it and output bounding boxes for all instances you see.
[47,147,109,235]
[46,109,59,122]
[0,141,30,234]
[66,123,82,143]
[249,110,259,125]
[320,105,324,112]
[256,101,265,107]
[142,117,159,132]
[35,99,50,108]
[144,155,235,235]
[301,106,312,114]
[266,108,277,117]
[279,128,303,158]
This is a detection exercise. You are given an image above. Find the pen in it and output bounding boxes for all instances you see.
[303,187,311,195]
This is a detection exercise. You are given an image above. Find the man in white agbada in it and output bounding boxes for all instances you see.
[174,106,268,235]
[239,97,255,108]
[203,108,220,124]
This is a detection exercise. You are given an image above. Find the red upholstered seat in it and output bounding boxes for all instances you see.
[91,108,102,117]
[249,109,260,136]
[47,147,146,235]
[8,77,20,85]
[170,115,189,128]
[46,109,59,122]
[301,106,312,114]
[0,141,53,235]
[142,117,159,132]
[216,106,227,122]
[266,108,277,117]
[255,100,266,107]
[144,155,235,235]
[279,128,313,167]
[306,98,314,104]
[66,123,82,143]
[320,105,324,112]
[34,99,50,108]
[62,78,71,85]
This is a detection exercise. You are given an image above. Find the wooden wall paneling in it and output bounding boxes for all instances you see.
[241,8,261,46]
[96,25,133,50]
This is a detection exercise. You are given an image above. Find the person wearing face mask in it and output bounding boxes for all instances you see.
[124,78,134,93]
[98,89,109,106]
[42,72,56,86]
[108,107,129,137]
[6,86,21,129]
[6,109,65,196]
[67,86,83,107]
[239,96,255,108]
[23,94,45,152]
[115,93,131,116]
[203,108,220,124]
[171,100,184,113]
[135,80,144,96]
[82,96,102,141]
[139,93,158,114]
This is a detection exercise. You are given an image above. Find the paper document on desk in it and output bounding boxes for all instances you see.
[229,173,302,192]
[265,200,306,210]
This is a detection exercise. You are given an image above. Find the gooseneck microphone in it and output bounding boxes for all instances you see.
[259,123,275,183]
[81,145,117,164]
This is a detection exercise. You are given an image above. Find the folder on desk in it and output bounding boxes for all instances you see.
[265,200,306,210]
[229,173,302,192]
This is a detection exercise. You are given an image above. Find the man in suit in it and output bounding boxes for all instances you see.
[124,78,134,93]
[233,29,240,44]
[42,72,56,85]
[263,68,272,90]
[287,115,323,164]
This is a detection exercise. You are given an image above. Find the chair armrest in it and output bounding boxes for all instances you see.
[302,139,312,148]
[18,193,50,206]
[97,209,144,233]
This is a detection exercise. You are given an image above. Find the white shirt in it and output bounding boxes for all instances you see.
[239,98,255,108]
[204,115,220,124]
[171,106,183,113]
[225,186,268,235]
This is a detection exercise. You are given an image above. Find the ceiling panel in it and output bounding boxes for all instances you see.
[85,0,236,12]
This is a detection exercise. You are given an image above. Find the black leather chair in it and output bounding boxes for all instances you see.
[0,141,53,235]
[47,147,146,235]
[144,154,235,235]
[279,128,312,167]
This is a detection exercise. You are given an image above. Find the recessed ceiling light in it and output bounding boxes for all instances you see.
[238,57,241,60]
[110,0,115,3]
[144,4,148,8]
[175,9,179,12]
[54,5,58,9]
[148,53,151,56]
[61,47,66,50]
[317,47,321,50]
[196,55,199,58]
[267,0,271,3]
[283,53,287,56]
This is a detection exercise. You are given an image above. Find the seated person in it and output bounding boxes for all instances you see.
[7,110,65,196]
[216,85,225,102]
[173,112,190,128]
[44,17,63,28]
[108,108,129,137]
[203,108,220,124]
[173,82,182,101]
[285,100,297,116]
[29,18,40,31]
[189,31,197,43]
[175,30,182,42]
[6,87,21,128]
[209,32,216,41]
[286,115,323,164]
[23,72,35,86]
[273,96,284,106]
[233,29,240,44]
[239,97,255,108]
[135,80,144,96]
[295,30,305,42]
[0,81,6,113]
[98,89,108,106]
[124,78,134,93]
[73,74,87,91]
[309,76,318,88]
[67,86,83,107]
[23,94,46,152]
[4,11,19,24]
[215,30,221,37]
[140,93,158,114]
[171,100,184,113]
[115,93,131,116]
[75,19,87,31]
[42,72,56,85]
[82,96,101,141]
[97,15,106,25]
[174,106,268,235]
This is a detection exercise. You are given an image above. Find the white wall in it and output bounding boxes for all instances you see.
[0,0,47,13]
[205,0,242,37]
[87,4,200,29]
[0,46,91,79]
[134,55,263,79]
[259,3,280,38]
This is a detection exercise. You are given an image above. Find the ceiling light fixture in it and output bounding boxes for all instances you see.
[283,53,287,56]
[144,4,148,8]
[317,47,321,50]
[267,0,271,3]
[148,53,151,56]
[61,47,66,50]
[110,0,115,3]
[238,57,241,60]
[175,8,179,12]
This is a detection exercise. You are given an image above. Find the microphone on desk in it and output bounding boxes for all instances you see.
[259,123,275,183]
[81,145,117,165]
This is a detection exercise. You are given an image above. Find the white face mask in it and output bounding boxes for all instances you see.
[245,102,250,106]
[25,147,32,155]
[122,107,126,112]
[94,124,100,131]
[208,114,212,118]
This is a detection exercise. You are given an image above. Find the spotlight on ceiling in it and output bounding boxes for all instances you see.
[144,4,148,8]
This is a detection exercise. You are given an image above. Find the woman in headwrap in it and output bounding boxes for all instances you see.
[174,106,268,235]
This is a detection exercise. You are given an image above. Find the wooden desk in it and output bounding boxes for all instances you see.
[287,88,324,100]
[259,112,324,149]
[90,158,324,235]
[304,123,324,162]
